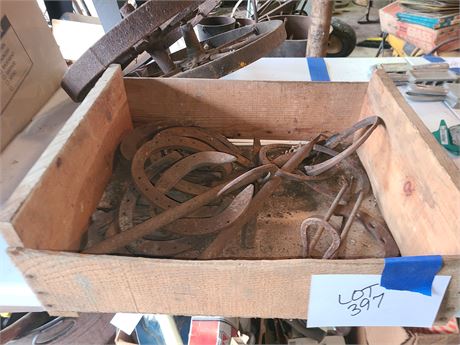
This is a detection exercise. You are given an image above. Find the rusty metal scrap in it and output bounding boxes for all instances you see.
[294,119,398,259]
[300,217,341,259]
[164,184,254,236]
[157,127,253,167]
[84,119,399,260]
[129,21,286,79]
[173,21,286,79]
[334,205,400,257]
[155,151,236,194]
[120,180,253,238]
[200,136,323,259]
[62,0,286,102]
[306,181,348,256]
[62,0,205,101]
[304,116,381,176]
[84,180,243,254]
[131,135,218,208]
[87,126,256,254]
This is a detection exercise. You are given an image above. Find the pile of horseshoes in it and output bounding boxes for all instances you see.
[83,116,399,259]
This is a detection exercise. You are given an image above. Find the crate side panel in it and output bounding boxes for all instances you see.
[124,78,367,139]
[358,70,460,255]
[8,248,459,321]
[6,66,133,251]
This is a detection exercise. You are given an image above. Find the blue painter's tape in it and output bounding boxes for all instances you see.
[424,55,445,63]
[307,58,330,81]
[381,256,443,296]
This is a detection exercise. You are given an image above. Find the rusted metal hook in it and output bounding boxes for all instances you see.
[304,116,381,176]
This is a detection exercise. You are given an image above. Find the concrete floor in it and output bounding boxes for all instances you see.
[333,2,383,57]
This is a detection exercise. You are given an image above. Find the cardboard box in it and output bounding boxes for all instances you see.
[0,0,67,151]
[358,326,460,345]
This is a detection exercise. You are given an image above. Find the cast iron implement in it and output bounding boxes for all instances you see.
[199,135,323,258]
[84,182,255,254]
[61,0,286,102]
[127,20,286,79]
[86,126,255,254]
[62,0,210,101]
[295,118,399,259]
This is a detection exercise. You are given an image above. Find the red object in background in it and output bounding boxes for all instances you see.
[407,317,459,335]
[188,317,238,345]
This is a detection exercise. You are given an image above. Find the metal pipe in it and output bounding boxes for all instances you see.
[308,182,348,253]
[146,46,177,74]
[306,0,333,56]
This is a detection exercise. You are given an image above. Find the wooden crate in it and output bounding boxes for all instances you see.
[1,65,459,322]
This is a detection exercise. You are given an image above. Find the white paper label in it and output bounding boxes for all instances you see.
[307,275,451,327]
[110,313,143,335]
[440,125,449,145]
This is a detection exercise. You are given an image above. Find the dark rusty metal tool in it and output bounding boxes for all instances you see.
[217,163,278,196]
[164,184,254,235]
[255,140,371,258]
[131,135,222,208]
[116,145,255,254]
[300,217,341,259]
[124,150,221,219]
[84,182,255,254]
[297,118,385,259]
[200,135,322,259]
[259,143,333,181]
[119,152,183,232]
[62,0,208,101]
[334,205,400,257]
[157,127,253,167]
[302,161,369,258]
[304,116,381,176]
[120,181,253,236]
[129,20,287,79]
[306,181,349,255]
[155,151,236,194]
[86,119,393,259]
[332,190,365,258]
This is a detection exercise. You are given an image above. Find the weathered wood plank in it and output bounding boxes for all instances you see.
[358,70,460,255]
[1,65,132,251]
[124,78,367,140]
[8,248,459,322]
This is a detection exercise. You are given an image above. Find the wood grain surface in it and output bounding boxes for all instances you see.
[1,65,132,250]
[358,70,460,255]
[124,78,367,140]
[8,247,459,322]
